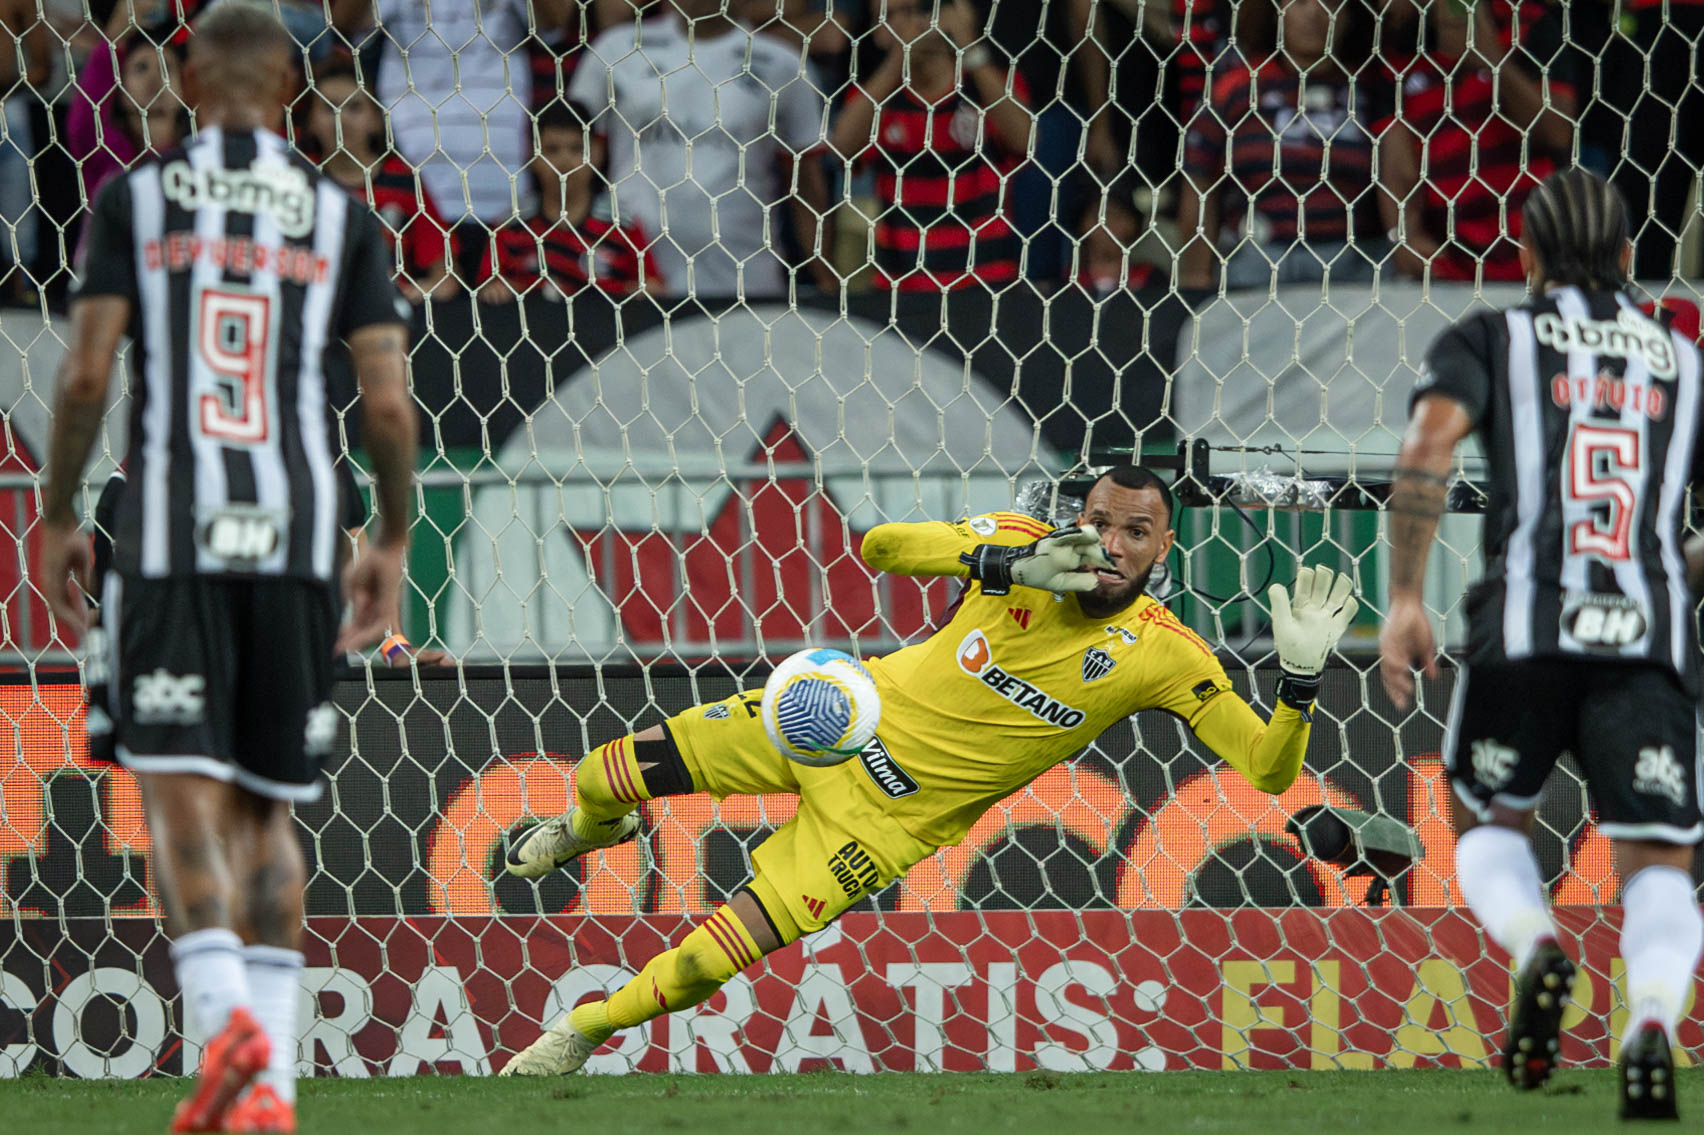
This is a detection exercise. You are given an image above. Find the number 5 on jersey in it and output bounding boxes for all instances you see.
[197,286,274,445]
[1567,422,1640,562]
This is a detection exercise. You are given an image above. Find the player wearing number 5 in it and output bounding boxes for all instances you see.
[501,465,1358,1076]
[1380,169,1704,1120]
[36,4,418,1131]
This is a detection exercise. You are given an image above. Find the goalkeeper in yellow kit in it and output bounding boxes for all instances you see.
[500,465,1358,1075]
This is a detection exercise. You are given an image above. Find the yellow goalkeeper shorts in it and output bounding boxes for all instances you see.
[667,689,935,937]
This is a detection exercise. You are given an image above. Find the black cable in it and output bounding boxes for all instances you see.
[1154,496,1278,608]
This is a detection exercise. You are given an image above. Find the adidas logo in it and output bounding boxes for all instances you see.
[1007,607,1031,630]
[802,894,826,919]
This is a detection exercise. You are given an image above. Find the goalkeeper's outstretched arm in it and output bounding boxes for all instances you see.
[1187,566,1359,795]
[862,513,1113,594]
[1191,694,1314,795]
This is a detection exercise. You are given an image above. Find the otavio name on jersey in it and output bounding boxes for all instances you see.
[1550,371,1668,420]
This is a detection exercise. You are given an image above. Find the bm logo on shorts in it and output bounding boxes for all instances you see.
[957,630,1086,728]
[858,736,919,798]
[1562,593,1649,650]
[196,507,282,562]
[132,669,206,726]
[827,839,880,898]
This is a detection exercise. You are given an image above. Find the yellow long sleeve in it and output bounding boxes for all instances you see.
[1188,693,1313,795]
[860,512,1050,578]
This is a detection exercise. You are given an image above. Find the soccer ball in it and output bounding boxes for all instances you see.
[760,648,882,767]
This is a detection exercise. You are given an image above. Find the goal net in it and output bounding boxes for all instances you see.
[1,0,1701,1078]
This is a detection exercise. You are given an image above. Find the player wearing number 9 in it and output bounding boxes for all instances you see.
[1380,168,1704,1120]
[36,5,419,1131]
[499,464,1357,1078]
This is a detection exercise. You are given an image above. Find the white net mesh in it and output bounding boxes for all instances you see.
[0,0,1701,1078]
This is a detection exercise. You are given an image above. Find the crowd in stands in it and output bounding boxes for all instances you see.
[0,0,1698,311]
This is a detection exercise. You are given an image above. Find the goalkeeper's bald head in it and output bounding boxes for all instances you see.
[1087,464,1175,526]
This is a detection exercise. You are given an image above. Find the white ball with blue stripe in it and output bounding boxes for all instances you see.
[760,648,882,767]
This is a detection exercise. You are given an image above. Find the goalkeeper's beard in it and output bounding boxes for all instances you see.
[1073,558,1155,619]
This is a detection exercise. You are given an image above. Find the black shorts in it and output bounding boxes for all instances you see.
[97,573,340,802]
[1445,659,1703,844]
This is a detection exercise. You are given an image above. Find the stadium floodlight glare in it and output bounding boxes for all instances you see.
[1286,804,1424,906]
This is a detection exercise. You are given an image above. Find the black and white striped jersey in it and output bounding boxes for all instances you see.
[1416,287,1704,691]
[74,125,407,583]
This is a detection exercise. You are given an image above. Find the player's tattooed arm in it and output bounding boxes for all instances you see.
[349,323,418,550]
[1385,394,1474,598]
[43,297,129,526]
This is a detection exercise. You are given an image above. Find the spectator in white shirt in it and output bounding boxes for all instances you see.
[363,0,572,231]
[569,0,833,298]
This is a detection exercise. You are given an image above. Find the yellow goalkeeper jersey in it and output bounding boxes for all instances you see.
[852,512,1314,847]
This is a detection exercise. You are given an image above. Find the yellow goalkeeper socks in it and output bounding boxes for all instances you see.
[574,909,764,1041]
[571,736,649,838]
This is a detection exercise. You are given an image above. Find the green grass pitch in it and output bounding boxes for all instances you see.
[0,1068,1677,1135]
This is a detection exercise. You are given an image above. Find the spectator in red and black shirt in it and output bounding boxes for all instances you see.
[477,101,661,303]
[1375,0,1578,283]
[304,58,456,302]
[830,0,1033,292]
[1177,0,1379,289]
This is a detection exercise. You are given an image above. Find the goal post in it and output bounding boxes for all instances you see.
[0,0,1700,1080]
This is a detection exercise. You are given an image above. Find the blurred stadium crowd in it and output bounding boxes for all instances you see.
[0,0,1698,311]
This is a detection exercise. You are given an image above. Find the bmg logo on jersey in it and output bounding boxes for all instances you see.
[1535,308,1677,379]
[826,839,880,898]
[1561,593,1649,650]
[162,158,316,239]
[131,669,206,726]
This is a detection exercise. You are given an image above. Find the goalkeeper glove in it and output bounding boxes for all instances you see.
[959,524,1115,596]
[1268,565,1359,712]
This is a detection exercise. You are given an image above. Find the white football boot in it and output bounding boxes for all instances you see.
[504,807,641,879]
[500,1014,600,1077]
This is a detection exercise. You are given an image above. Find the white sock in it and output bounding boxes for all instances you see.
[244,945,303,1104]
[1620,865,1703,1044]
[1455,825,1559,970]
[170,928,250,1040]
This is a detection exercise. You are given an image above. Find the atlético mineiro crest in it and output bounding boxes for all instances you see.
[1081,647,1115,683]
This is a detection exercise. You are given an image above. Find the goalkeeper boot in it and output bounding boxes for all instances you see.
[171,1008,271,1133]
[1620,1023,1680,1121]
[221,1084,295,1133]
[505,807,641,879]
[499,1011,600,1077]
[1502,939,1575,1091]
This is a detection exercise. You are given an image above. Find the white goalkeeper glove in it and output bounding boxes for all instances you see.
[1268,565,1359,711]
[959,524,1115,595]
